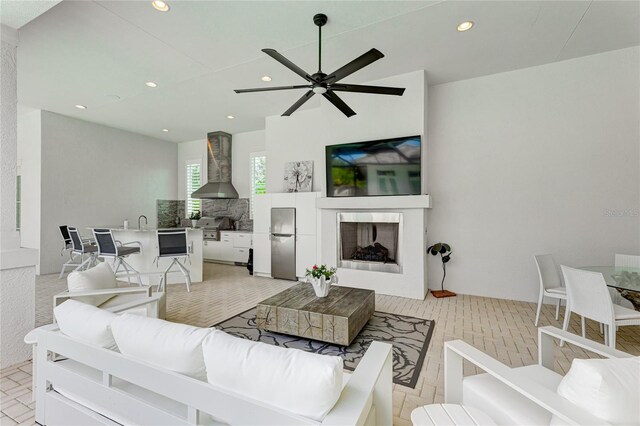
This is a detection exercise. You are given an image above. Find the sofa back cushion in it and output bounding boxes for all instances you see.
[202,330,343,422]
[111,314,211,380]
[553,356,640,425]
[54,299,118,350]
[67,262,117,306]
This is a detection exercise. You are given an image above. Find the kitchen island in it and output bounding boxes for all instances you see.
[89,227,203,286]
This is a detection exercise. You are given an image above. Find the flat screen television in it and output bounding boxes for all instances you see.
[326,135,421,197]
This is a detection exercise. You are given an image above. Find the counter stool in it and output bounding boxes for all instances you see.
[156,229,191,293]
[58,225,83,279]
[93,228,143,286]
[68,227,99,272]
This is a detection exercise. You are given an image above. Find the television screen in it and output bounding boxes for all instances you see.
[326,135,421,197]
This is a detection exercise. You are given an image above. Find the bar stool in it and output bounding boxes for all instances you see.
[92,228,143,286]
[156,229,191,292]
[58,225,84,279]
[67,227,99,272]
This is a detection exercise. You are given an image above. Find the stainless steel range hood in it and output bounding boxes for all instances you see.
[191,131,239,199]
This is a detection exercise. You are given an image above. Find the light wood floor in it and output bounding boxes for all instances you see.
[2,262,639,426]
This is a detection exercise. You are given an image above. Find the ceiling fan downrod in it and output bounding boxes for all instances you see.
[313,13,328,75]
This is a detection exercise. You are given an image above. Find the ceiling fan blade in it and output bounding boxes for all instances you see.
[235,85,310,94]
[323,91,356,117]
[331,83,405,96]
[262,49,315,82]
[282,90,315,116]
[323,49,384,84]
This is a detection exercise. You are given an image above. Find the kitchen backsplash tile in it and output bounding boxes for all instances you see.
[157,199,252,231]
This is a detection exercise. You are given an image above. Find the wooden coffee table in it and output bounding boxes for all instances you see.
[256,283,375,346]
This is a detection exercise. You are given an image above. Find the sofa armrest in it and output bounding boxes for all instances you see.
[103,293,165,318]
[54,286,152,307]
[322,341,393,426]
[444,340,610,426]
[538,326,632,370]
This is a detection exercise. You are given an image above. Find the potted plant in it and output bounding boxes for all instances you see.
[305,264,337,297]
[189,210,201,228]
[427,242,455,298]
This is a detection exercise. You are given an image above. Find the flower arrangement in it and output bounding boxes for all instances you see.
[305,264,336,280]
[305,264,337,297]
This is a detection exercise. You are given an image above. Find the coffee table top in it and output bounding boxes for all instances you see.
[258,283,374,317]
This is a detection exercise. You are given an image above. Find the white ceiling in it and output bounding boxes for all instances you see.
[0,0,61,29]
[12,0,640,142]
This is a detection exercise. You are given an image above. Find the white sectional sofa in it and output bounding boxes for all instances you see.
[28,300,393,426]
[445,326,639,426]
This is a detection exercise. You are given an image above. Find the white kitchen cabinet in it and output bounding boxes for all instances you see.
[233,247,250,263]
[232,233,252,248]
[253,195,271,233]
[253,233,271,275]
[295,192,319,235]
[203,239,233,262]
[295,234,317,278]
[271,193,295,207]
[204,232,252,264]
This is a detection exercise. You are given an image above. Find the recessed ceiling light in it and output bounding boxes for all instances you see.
[151,1,170,12]
[145,81,158,88]
[226,115,235,119]
[162,128,169,132]
[457,21,474,32]
[75,104,87,109]
[261,75,272,82]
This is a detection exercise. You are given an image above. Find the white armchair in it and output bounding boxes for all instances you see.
[53,285,165,319]
[444,326,633,425]
[54,261,166,320]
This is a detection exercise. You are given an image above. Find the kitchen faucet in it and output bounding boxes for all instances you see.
[138,215,148,230]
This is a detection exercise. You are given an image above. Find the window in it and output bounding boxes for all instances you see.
[250,152,266,219]
[16,175,21,231]
[185,160,202,217]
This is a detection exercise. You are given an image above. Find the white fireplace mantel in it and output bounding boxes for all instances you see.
[316,195,432,210]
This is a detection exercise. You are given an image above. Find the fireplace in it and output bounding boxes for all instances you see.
[337,212,402,273]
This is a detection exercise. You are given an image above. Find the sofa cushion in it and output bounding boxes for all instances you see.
[111,314,210,381]
[67,262,117,306]
[552,357,640,425]
[202,330,343,422]
[462,365,562,426]
[54,300,118,350]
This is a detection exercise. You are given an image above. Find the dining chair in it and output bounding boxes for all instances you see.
[561,265,640,348]
[533,254,567,326]
[615,253,640,268]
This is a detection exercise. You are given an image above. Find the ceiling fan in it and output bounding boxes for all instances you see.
[234,13,405,118]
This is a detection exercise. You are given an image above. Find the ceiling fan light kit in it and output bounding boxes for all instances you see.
[235,13,405,118]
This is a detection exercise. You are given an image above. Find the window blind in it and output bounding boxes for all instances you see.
[186,162,201,217]
[250,153,266,219]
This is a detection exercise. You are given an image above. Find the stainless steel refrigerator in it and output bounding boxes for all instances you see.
[271,208,296,280]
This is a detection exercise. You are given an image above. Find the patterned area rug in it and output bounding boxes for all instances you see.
[213,308,435,388]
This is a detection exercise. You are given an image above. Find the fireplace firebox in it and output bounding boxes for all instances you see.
[337,212,402,273]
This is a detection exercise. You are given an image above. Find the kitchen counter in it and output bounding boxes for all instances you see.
[88,227,203,286]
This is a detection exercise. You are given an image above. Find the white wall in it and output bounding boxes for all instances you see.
[265,71,428,194]
[1,26,37,369]
[177,130,265,200]
[38,112,178,274]
[427,47,640,302]
[17,110,42,268]
[264,71,429,299]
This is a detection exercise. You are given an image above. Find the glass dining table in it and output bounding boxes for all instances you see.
[578,266,640,311]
